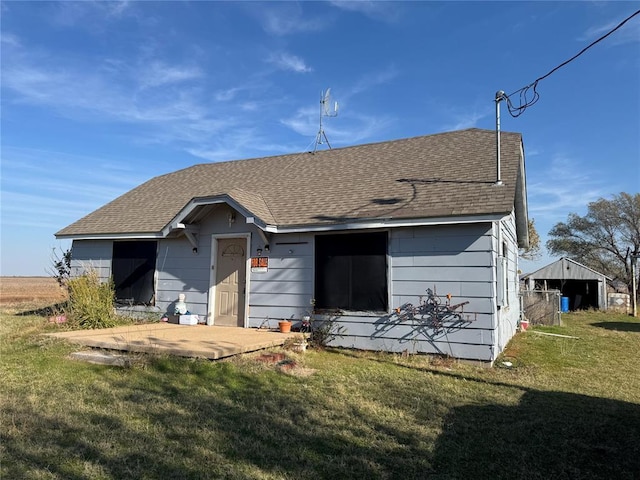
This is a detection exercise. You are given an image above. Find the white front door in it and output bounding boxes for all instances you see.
[214,238,246,326]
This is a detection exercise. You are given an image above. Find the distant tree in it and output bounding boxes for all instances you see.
[546,192,640,295]
[520,218,542,261]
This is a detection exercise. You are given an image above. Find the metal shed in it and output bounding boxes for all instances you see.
[522,258,610,311]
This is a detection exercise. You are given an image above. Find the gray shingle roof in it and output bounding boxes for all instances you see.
[56,128,526,237]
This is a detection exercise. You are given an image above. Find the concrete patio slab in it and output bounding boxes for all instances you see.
[69,350,130,366]
[47,324,298,360]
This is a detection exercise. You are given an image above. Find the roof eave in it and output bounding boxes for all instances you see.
[57,211,511,241]
[55,232,164,241]
[266,212,507,234]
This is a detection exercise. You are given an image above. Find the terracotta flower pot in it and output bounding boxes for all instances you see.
[279,321,292,333]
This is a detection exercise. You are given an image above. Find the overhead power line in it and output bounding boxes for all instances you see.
[500,9,640,117]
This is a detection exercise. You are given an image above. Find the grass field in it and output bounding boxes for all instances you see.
[1,279,639,479]
[0,277,67,311]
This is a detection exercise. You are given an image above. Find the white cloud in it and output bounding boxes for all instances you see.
[0,32,20,47]
[1,14,400,170]
[346,66,399,98]
[215,87,243,102]
[2,59,193,123]
[329,113,394,144]
[107,0,131,17]
[449,110,491,131]
[252,3,328,36]
[1,37,287,155]
[1,191,91,219]
[267,52,313,73]
[1,41,223,148]
[51,1,132,28]
[0,146,155,235]
[579,14,640,46]
[278,68,399,145]
[522,153,613,268]
[0,147,145,206]
[280,106,318,136]
[241,101,259,112]
[138,61,202,89]
[280,106,393,146]
[329,1,403,22]
[186,128,263,162]
[527,154,608,222]
[440,106,491,131]
[525,147,541,157]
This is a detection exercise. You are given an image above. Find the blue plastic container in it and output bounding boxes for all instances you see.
[561,296,570,313]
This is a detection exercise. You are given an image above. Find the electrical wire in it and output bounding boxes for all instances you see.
[500,9,640,117]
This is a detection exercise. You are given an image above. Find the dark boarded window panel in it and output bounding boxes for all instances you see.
[112,241,157,305]
[315,232,388,311]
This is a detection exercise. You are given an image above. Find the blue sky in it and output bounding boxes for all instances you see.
[1,1,639,276]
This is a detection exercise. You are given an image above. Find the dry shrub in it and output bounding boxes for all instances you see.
[67,271,116,329]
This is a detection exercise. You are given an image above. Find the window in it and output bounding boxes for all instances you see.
[315,232,388,311]
[112,241,157,305]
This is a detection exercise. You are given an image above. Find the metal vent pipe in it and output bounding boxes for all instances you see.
[494,91,505,186]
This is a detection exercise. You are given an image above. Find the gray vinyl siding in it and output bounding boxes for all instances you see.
[247,233,314,327]
[493,211,520,352]
[331,335,494,361]
[69,207,523,362]
[156,205,259,318]
[390,224,494,309]
[319,223,499,362]
[70,240,113,282]
[322,219,522,362]
[156,237,210,316]
[155,206,313,320]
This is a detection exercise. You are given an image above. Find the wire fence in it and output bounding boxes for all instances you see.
[521,290,562,326]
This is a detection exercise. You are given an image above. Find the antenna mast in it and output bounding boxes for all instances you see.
[313,88,338,153]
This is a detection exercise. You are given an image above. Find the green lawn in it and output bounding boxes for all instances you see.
[1,309,639,479]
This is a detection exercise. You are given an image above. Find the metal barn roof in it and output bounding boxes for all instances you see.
[523,257,611,281]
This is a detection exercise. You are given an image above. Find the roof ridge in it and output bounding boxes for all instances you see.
[174,128,524,172]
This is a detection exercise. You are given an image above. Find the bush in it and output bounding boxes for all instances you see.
[67,271,116,329]
[309,315,345,348]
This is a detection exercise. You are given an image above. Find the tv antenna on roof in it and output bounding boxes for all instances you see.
[313,88,339,153]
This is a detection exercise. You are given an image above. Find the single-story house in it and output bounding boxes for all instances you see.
[522,257,610,311]
[56,128,529,363]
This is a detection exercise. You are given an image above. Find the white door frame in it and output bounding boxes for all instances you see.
[208,233,251,327]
